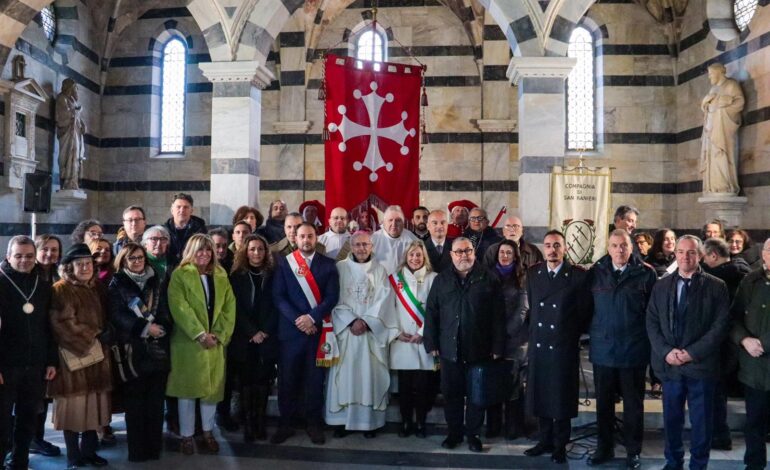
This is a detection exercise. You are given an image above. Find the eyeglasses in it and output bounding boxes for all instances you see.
[469,216,486,222]
[86,231,103,239]
[127,255,145,263]
[73,259,93,269]
[123,218,145,223]
[147,237,168,243]
[452,248,474,256]
[504,224,522,230]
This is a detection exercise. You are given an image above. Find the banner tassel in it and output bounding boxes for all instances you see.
[421,87,428,106]
[322,127,330,141]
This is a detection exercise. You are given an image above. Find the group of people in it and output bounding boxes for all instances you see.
[1,193,769,470]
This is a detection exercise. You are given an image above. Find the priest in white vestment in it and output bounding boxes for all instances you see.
[371,205,417,275]
[325,231,399,435]
[318,207,351,259]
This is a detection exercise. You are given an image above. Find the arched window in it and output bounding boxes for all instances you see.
[39,5,56,43]
[356,29,386,63]
[734,0,758,32]
[160,38,187,153]
[567,26,595,151]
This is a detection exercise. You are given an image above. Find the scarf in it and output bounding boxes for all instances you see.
[496,262,515,277]
[123,266,155,291]
[147,253,167,280]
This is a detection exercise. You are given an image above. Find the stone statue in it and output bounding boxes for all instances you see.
[700,63,744,195]
[56,79,86,190]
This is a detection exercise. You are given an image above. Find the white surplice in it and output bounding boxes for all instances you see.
[318,230,350,259]
[324,256,399,430]
[371,229,418,275]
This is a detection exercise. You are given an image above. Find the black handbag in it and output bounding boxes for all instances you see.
[467,359,509,408]
[138,338,170,374]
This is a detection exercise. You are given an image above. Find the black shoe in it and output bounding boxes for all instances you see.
[363,431,377,439]
[83,453,109,467]
[551,448,567,464]
[587,448,614,466]
[66,459,87,470]
[99,426,116,448]
[467,435,483,452]
[441,436,463,449]
[524,442,554,457]
[626,454,641,470]
[307,425,326,445]
[333,427,349,438]
[661,464,684,470]
[270,426,295,444]
[414,422,427,438]
[398,421,413,438]
[28,438,61,457]
[711,438,732,450]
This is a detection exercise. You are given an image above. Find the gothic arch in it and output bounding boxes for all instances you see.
[542,0,598,56]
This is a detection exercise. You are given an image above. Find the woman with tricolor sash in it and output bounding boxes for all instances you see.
[388,240,438,438]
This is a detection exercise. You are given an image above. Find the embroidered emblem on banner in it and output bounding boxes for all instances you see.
[561,218,596,265]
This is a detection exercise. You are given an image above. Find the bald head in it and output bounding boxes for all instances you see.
[428,210,447,242]
[329,207,348,234]
[502,215,523,242]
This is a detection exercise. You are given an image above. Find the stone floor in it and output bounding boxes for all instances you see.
[26,413,749,470]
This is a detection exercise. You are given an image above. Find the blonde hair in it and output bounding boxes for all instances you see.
[178,234,220,274]
[398,240,433,273]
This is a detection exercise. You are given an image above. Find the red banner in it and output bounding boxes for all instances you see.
[324,54,421,221]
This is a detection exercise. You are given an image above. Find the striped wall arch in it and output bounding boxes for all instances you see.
[541,0,598,56]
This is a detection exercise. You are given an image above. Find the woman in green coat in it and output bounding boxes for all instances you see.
[166,234,235,455]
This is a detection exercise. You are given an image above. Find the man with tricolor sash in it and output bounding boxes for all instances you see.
[271,223,339,446]
[324,231,398,437]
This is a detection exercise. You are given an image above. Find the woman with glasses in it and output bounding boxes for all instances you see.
[487,240,529,439]
[728,228,762,268]
[89,239,114,285]
[142,226,171,281]
[166,234,236,455]
[48,244,113,470]
[71,219,104,245]
[108,243,171,462]
[389,240,438,438]
[229,234,277,441]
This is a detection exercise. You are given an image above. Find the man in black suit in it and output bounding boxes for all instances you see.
[424,210,453,273]
[524,230,591,464]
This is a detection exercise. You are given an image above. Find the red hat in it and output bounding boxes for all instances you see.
[299,200,326,231]
[448,200,477,212]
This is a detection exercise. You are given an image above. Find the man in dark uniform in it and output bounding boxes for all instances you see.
[524,230,591,464]
[410,206,430,241]
[424,210,453,273]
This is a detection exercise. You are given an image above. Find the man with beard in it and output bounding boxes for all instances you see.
[271,212,326,258]
[272,223,339,446]
[425,210,453,273]
[318,207,351,259]
[463,208,502,257]
[410,207,430,242]
[260,200,288,244]
[371,206,417,275]
[325,231,398,437]
[424,237,505,453]
[209,227,234,273]
[447,200,475,239]
[0,236,57,470]
[701,237,750,451]
[483,215,543,269]
[525,230,591,464]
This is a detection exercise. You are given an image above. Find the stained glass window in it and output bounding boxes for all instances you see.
[40,5,56,43]
[161,38,186,153]
[734,0,758,32]
[356,30,386,63]
[567,26,595,150]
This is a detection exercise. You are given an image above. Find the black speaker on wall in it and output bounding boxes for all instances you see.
[24,173,52,213]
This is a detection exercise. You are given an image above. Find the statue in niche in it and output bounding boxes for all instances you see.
[700,63,744,195]
[56,79,86,190]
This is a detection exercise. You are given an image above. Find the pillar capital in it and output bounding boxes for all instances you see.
[506,56,576,85]
[198,60,276,89]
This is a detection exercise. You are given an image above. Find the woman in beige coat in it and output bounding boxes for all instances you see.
[48,244,112,470]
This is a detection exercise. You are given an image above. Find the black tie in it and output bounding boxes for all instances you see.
[436,244,442,254]
[613,270,622,281]
[549,271,556,280]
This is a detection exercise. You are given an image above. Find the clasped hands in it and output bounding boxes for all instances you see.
[198,332,218,349]
[397,332,423,344]
[250,331,269,344]
[295,314,317,335]
[665,348,693,366]
[741,337,765,358]
[350,319,369,336]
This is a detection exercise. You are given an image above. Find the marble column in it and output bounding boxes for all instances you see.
[199,60,275,225]
[507,56,575,238]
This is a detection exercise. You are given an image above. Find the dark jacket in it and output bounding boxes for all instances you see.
[108,270,172,377]
[229,268,278,365]
[163,215,207,268]
[490,268,529,359]
[526,262,591,419]
[425,237,453,273]
[259,218,285,244]
[0,261,57,370]
[735,244,762,269]
[645,252,676,278]
[730,269,770,391]
[423,263,505,364]
[463,227,502,258]
[588,255,657,368]
[702,258,750,302]
[646,268,730,381]
[483,238,544,269]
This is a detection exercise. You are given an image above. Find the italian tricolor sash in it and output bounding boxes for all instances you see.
[388,271,425,328]
[286,250,338,367]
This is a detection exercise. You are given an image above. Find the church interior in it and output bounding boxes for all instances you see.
[1,0,768,468]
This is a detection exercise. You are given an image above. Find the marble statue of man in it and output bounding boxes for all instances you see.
[700,63,744,195]
[56,78,86,190]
